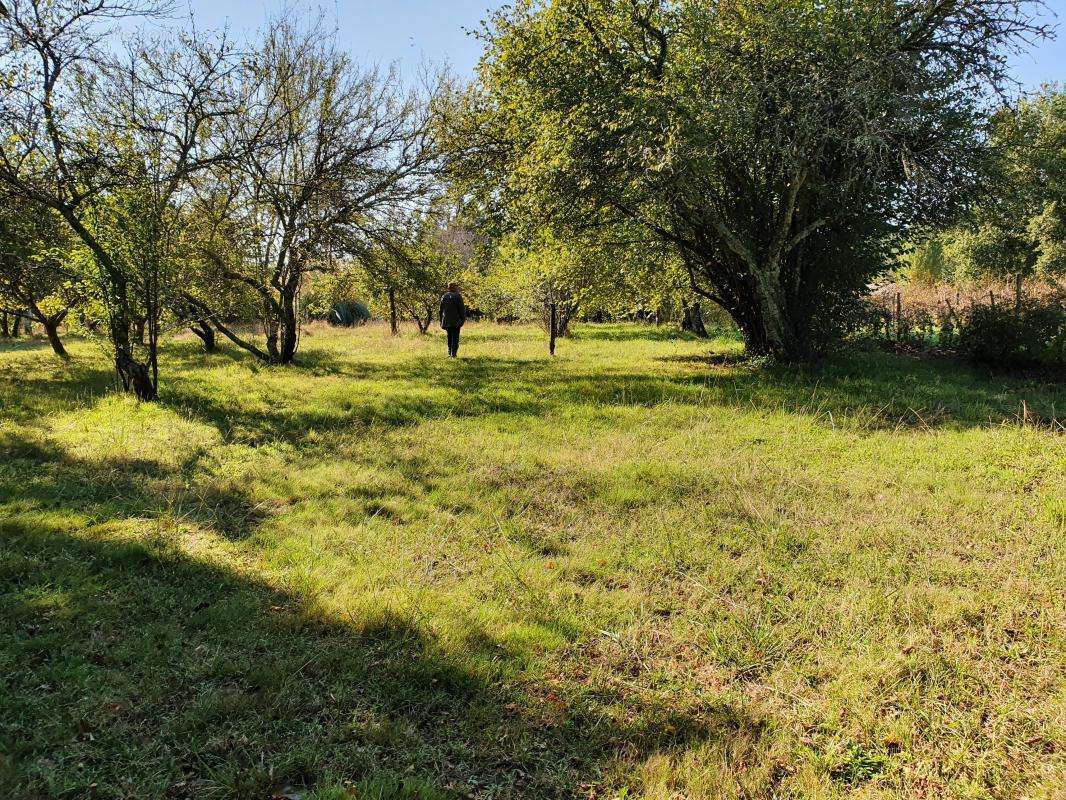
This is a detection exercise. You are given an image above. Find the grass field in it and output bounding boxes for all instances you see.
[1,322,1063,800]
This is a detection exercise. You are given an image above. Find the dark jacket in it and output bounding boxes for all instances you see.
[439,291,466,329]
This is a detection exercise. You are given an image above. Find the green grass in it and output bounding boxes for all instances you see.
[1,322,1063,799]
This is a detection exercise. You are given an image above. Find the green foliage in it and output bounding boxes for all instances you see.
[476,226,687,325]
[360,209,474,332]
[829,743,889,786]
[0,194,84,355]
[948,85,1066,283]
[302,267,374,322]
[959,301,1066,368]
[899,236,951,286]
[450,0,1040,358]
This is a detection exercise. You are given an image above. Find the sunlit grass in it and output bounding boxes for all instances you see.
[1,323,1063,799]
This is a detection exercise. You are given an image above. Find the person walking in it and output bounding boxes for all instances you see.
[439,282,466,358]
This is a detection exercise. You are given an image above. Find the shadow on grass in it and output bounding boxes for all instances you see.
[572,325,710,342]
[0,434,267,543]
[158,355,554,447]
[157,347,1065,444]
[4,333,1063,454]
[0,366,116,425]
[0,340,43,355]
[0,516,764,799]
[656,352,756,367]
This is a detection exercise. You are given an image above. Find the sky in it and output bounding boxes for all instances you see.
[1010,0,1066,89]
[159,0,1063,90]
[152,1,507,78]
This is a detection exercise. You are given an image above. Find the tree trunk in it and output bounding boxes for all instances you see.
[549,302,557,356]
[264,294,281,363]
[0,313,8,338]
[279,286,300,364]
[389,287,398,335]
[557,310,572,338]
[696,265,807,360]
[682,303,709,337]
[43,319,68,358]
[108,277,156,400]
[191,321,216,353]
[181,292,271,363]
[115,350,157,401]
[213,317,272,362]
[691,302,709,336]
[24,301,69,359]
[52,203,163,395]
[11,313,22,337]
[550,301,577,339]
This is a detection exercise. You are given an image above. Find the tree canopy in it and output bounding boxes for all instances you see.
[448,0,1047,358]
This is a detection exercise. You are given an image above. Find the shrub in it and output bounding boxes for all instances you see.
[959,301,1066,368]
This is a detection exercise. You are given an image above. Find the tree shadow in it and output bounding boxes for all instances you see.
[0,367,116,425]
[159,355,556,448]
[572,325,714,342]
[601,347,1059,429]
[164,340,263,369]
[0,338,58,354]
[0,517,767,799]
[0,432,268,543]
[152,345,1066,446]
[656,352,757,367]
[3,332,1061,796]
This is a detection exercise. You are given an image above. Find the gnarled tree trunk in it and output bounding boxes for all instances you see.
[41,318,67,358]
[190,321,216,353]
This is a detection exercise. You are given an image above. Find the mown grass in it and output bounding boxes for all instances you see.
[1,322,1063,799]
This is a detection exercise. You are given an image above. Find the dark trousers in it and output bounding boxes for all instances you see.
[445,326,461,357]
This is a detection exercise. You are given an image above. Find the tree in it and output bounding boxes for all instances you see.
[0,193,81,356]
[485,230,616,336]
[176,193,263,354]
[362,209,471,334]
[898,235,951,287]
[0,0,238,398]
[948,85,1066,304]
[301,264,372,326]
[471,214,702,340]
[451,0,1046,359]
[196,16,441,364]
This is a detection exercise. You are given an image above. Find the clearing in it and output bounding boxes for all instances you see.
[1,324,1063,799]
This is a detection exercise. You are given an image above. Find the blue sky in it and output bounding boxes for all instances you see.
[165,0,1063,89]
[156,1,506,78]
[1010,0,1065,88]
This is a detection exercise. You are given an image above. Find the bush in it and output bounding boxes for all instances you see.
[959,301,1066,368]
[328,302,371,327]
